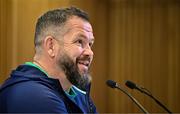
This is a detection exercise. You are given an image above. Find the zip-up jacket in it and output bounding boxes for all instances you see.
[0,64,97,113]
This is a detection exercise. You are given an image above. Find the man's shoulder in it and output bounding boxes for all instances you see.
[0,63,62,96]
[0,78,68,113]
[4,77,63,98]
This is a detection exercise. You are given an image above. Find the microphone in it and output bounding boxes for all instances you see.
[106,80,149,114]
[125,80,172,113]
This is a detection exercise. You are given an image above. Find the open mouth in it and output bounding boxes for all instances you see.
[77,60,90,73]
[78,61,89,67]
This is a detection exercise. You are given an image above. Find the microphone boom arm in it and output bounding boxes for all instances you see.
[125,80,172,113]
[140,88,172,113]
[115,84,149,114]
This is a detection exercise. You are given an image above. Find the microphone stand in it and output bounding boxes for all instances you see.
[139,88,172,113]
[125,80,172,113]
[115,84,149,114]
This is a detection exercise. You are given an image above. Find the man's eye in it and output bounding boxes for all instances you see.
[75,39,83,46]
[77,40,83,44]
[89,42,93,48]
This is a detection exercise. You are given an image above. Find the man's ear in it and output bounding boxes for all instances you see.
[43,36,56,58]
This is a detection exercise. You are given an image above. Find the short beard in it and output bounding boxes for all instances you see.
[58,53,91,91]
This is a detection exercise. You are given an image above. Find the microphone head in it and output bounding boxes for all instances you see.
[125,80,136,89]
[106,80,117,88]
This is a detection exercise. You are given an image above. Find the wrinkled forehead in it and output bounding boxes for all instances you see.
[64,16,94,38]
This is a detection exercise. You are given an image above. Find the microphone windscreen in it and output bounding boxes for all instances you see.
[106,80,117,88]
[125,80,136,89]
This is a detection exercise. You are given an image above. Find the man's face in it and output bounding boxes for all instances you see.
[56,16,94,90]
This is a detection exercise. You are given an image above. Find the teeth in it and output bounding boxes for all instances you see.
[78,61,89,66]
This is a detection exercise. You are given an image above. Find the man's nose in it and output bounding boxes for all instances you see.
[83,45,94,57]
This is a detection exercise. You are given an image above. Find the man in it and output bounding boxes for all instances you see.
[0,7,97,113]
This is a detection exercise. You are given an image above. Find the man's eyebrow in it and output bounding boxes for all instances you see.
[90,38,95,43]
[76,34,95,42]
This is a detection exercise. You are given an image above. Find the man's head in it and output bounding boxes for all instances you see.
[34,7,94,91]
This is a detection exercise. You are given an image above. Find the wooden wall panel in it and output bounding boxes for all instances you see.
[0,0,11,82]
[107,0,180,113]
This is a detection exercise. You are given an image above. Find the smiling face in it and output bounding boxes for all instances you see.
[56,16,94,90]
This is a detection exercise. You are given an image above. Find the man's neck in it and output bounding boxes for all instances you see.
[33,58,72,91]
